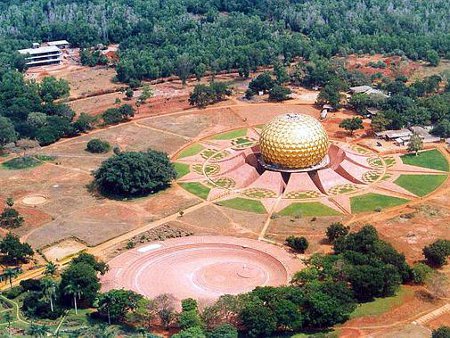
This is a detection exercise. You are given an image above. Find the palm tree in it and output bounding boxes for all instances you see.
[27,323,49,337]
[44,261,57,276]
[64,283,83,314]
[41,277,57,312]
[3,311,12,337]
[3,268,18,289]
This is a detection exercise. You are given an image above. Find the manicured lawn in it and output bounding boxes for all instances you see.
[394,174,447,196]
[212,128,247,140]
[278,202,341,217]
[350,287,411,319]
[351,193,408,213]
[173,162,190,179]
[216,197,266,214]
[177,144,204,159]
[179,182,210,199]
[2,156,42,170]
[401,149,449,172]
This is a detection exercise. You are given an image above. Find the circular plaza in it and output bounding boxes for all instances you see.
[100,236,302,303]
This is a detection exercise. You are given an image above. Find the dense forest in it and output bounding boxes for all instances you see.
[0,0,450,81]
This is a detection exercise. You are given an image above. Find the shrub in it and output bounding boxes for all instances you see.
[94,150,176,197]
[286,236,309,253]
[5,285,24,299]
[411,263,433,284]
[86,139,111,153]
[423,239,450,267]
[20,278,42,291]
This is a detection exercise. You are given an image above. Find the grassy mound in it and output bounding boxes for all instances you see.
[179,182,210,200]
[401,149,449,172]
[216,197,266,214]
[174,162,190,179]
[177,144,204,159]
[394,174,447,196]
[212,128,247,140]
[351,193,408,213]
[2,156,42,170]
[278,202,341,217]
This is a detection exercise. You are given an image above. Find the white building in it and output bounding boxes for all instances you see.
[47,40,70,49]
[18,45,62,67]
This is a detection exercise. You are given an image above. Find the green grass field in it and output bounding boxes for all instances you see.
[394,174,447,196]
[401,149,449,172]
[173,162,190,178]
[179,182,211,199]
[278,202,341,217]
[350,287,411,319]
[216,197,266,214]
[177,144,204,159]
[351,193,409,213]
[212,128,247,140]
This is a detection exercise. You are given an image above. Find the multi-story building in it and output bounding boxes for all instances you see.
[18,45,62,67]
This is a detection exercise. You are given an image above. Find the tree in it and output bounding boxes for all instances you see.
[432,120,450,138]
[3,268,19,289]
[371,112,390,133]
[407,133,423,155]
[40,277,57,313]
[426,50,440,67]
[44,261,57,276]
[0,233,34,264]
[179,298,203,330]
[125,87,134,100]
[154,293,176,329]
[60,261,99,308]
[432,326,450,338]
[274,62,289,84]
[86,139,111,153]
[326,222,349,242]
[94,150,176,197]
[73,113,96,133]
[0,199,24,229]
[423,239,450,267]
[249,72,275,94]
[3,311,12,336]
[71,253,109,275]
[39,77,70,102]
[268,85,291,102]
[175,54,193,86]
[27,323,50,337]
[239,301,277,337]
[339,117,364,136]
[189,83,231,107]
[285,236,309,253]
[97,289,143,324]
[102,104,135,125]
[139,85,154,103]
[63,283,83,314]
[0,117,17,150]
[27,112,48,128]
[317,84,341,107]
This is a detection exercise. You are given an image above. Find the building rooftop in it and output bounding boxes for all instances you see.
[47,40,70,46]
[349,85,389,98]
[18,45,61,55]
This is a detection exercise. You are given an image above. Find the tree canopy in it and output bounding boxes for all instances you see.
[93,150,176,197]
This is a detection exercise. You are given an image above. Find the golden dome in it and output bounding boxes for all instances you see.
[259,113,329,169]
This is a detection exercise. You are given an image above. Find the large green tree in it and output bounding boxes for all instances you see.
[94,150,176,197]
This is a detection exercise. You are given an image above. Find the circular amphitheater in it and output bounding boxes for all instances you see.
[100,236,303,303]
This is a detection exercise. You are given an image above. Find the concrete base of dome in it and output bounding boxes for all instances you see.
[258,154,330,173]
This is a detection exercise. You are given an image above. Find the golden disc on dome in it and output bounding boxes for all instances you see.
[259,113,329,170]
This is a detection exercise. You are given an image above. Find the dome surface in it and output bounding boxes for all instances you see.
[259,113,329,169]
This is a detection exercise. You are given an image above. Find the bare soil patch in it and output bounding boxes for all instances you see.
[42,238,87,262]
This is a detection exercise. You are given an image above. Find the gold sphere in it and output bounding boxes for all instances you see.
[259,113,329,169]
